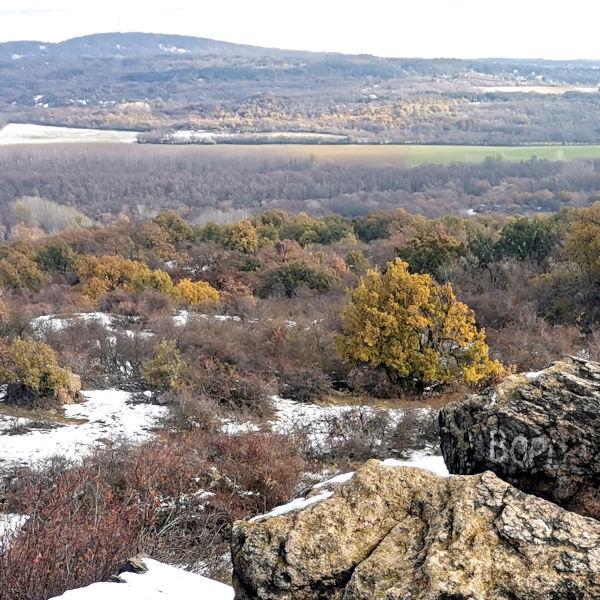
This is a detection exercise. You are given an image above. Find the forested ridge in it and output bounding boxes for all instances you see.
[2,33,600,144]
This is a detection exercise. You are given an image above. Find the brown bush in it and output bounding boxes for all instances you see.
[0,461,154,600]
[280,367,332,403]
[486,319,582,371]
[162,386,222,431]
[182,357,275,416]
[1,428,307,591]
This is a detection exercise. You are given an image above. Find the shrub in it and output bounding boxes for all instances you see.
[220,220,259,254]
[0,247,49,291]
[0,428,307,592]
[36,240,78,276]
[184,358,275,416]
[141,340,184,391]
[174,278,220,305]
[497,215,561,265]
[162,386,222,431]
[152,211,193,243]
[258,261,337,298]
[0,337,71,399]
[396,229,464,278]
[281,368,332,403]
[0,460,152,600]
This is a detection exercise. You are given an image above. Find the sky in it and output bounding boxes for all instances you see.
[0,0,598,60]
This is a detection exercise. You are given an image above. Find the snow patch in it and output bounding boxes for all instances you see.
[249,454,447,523]
[0,124,139,146]
[0,390,167,468]
[249,490,334,523]
[32,312,114,332]
[0,513,28,540]
[313,471,354,489]
[49,558,233,599]
[381,453,449,476]
[525,370,544,380]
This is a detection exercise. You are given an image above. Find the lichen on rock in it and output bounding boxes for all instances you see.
[232,460,600,599]
[439,356,600,519]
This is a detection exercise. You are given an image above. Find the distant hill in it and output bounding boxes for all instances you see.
[2,32,600,145]
[0,32,318,61]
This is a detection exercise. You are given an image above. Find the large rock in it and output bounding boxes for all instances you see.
[232,461,600,599]
[439,356,600,519]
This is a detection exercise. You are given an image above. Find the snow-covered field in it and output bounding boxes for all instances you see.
[0,385,445,475]
[50,558,233,600]
[0,390,167,468]
[0,123,140,145]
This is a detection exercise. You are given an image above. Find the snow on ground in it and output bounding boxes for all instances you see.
[0,513,28,540]
[32,312,115,332]
[525,370,544,380]
[50,558,233,600]
[226,396,445,475]
[272,396,447,476]
[173,310,242,326]
[0,124,139,145]
[161,129,348,144]
[0,390,167,468]
[271,396,432,452]
[31,312,153,342]
[312,471,355,489]
[32,310,241,333]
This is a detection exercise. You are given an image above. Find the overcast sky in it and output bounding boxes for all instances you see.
[0,0,597,60]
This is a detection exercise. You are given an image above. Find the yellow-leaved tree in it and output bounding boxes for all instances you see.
[565,203,600,284]
[174,278,221,305]
[338,258,502,389]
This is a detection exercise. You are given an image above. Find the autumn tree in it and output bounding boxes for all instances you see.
[397,230,463,277]
[132,221,177,261]
[566,203,600,284]
[0,245,48,291]
[36,239,78,275]
[174,278,221,305]
[495,216,561,265]
[338,258,502,389]
[258,261,337,298]
[76,255,174,302]
[221,220,259,254]
[152,211,193,243]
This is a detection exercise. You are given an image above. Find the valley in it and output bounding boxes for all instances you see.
[1,21,600,600]
[5,123,600,167]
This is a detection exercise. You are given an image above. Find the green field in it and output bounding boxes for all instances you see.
[158,143,600,167]
[393,144,600,166]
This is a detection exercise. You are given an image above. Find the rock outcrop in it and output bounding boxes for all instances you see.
[232,460,600,599]
[439,356,600,519]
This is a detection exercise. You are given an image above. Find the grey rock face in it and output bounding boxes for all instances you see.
[232,461,600,599]
[439,356,600,519]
